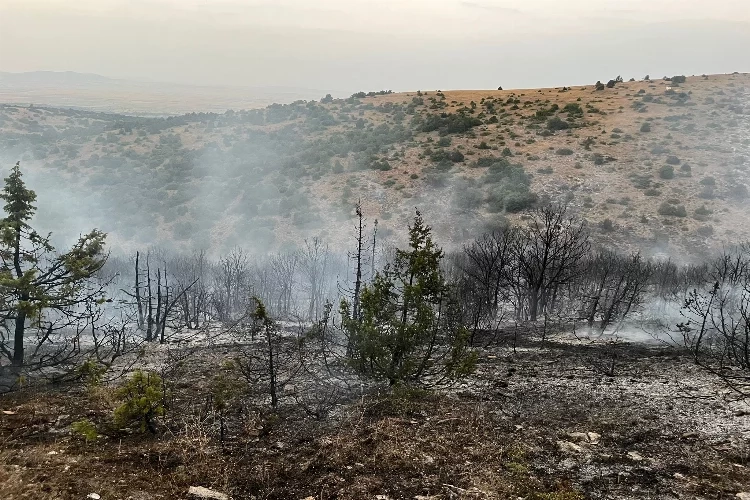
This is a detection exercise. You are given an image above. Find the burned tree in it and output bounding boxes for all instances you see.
[677,245,750,397]
[460,227,518,337]
[514,204,590,322]
[300,237,330,322]
[579,249,653,333]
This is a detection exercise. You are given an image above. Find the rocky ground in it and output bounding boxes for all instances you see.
[1,331,749,499]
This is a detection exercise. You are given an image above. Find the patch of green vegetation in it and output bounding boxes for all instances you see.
[71,419,98,443]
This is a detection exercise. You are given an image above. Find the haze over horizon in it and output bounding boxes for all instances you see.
[1,0,749,95]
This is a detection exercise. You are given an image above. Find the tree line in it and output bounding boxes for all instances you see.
[1,162,749,399]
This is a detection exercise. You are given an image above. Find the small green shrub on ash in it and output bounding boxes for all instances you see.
[71,419,98,443]
[75,359,108,386]
[113,370,165,433]
[341,211,477,386]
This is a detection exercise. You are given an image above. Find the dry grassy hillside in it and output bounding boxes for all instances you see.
[0,72,748,257]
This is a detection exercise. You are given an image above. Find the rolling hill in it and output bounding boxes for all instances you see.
[0,72,748,259]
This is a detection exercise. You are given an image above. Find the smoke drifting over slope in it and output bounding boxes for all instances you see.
[0,73,748,263]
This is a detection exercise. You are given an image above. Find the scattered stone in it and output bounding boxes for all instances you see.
[567,432,588,442]
[47,450,59,455]
[627,451,644,461]
[682,431,699,439]
[561,457,577,469]
[587,432,601,444]
[557,441,583,454]
[87,494,101,500]
[187,486,229,500]
[566,431,601,445]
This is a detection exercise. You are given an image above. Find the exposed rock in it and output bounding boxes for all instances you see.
[736,493,750,500]
[187,486,229,500]
[561,457,577,469]
[557,441,583,454]
[567,431,600,445]
[567,432,588,442]
[86,494,101,500]
[627,451,644,461]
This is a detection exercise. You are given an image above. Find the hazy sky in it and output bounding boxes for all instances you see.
[1,0,749,92]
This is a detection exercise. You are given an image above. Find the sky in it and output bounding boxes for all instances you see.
[1,0,749,93]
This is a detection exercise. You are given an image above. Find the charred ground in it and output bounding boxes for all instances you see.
[2,332,749,500]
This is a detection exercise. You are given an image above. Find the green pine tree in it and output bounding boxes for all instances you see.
[343,209,476,385]
[0,162,107,367]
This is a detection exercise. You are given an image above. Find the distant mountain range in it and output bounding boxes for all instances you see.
[0,71,339,116]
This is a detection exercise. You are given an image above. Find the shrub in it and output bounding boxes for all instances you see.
[680,163,692,174]
[671,75,687,84]
[71,419,98,443]
[114,370,165,433]
[699,186,716,199]
[75,359,107,386]
[599,219,614,232]
[659,165,675,179]
[546,117,570,131]
[695,205,712,216]
[595,81,605,91]
[731,184,749,199]
[700,176,716,186]
[556,148,574,156]
[657,202,687,217]
[504,191,538,212]
[341,211,476,386]
[563,103,584,117]
[448,150,465,162]
[420,113,482,136]
[666,155,681,165]
[640,123,652,133]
